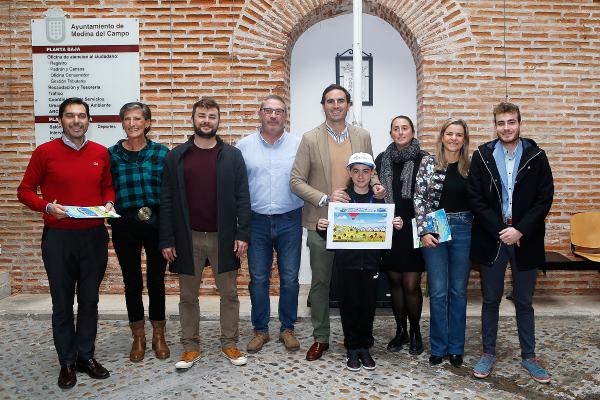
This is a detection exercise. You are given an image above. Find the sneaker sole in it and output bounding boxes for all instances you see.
[222,352,247,366]
[175,356,200,370]
[530,376,551,383]
[346,364,361,372]
[522,367,551,383]
[473,367,493,379]
[362,364,376,371]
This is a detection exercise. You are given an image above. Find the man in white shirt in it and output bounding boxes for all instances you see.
[237,95,304,353]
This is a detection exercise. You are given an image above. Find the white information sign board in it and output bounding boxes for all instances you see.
[31,9,140,147]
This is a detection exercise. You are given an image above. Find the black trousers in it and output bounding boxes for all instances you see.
[480,243,538,359]
[338,268,378,350]
[41,225,108,366]
[111,218,166,322]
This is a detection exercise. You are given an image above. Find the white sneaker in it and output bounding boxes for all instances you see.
[175,350,201,370]
[221,347,247,366]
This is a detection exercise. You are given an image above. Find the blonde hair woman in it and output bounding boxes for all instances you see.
[413,118,472,368]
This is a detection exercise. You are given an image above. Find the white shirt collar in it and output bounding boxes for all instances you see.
[62,134,88,151]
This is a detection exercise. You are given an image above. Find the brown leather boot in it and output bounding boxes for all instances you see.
[151,320,170,359]
[129,320,146,362]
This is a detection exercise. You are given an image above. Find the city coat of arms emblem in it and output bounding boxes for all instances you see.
[45,8,66,43]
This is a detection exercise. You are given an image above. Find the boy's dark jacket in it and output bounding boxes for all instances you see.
[318,186,383,271]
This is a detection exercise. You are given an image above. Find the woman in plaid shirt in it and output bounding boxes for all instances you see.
[108,102,170,363]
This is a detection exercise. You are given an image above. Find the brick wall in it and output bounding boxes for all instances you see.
[1,0,599,295]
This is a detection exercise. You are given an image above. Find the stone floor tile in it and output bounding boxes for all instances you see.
[0,316,598,399]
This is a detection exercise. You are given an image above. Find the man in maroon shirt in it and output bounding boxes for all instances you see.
[160,97,251,370]
[17,98,115,389]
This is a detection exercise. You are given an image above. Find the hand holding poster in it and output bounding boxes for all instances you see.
[326,202,395,249]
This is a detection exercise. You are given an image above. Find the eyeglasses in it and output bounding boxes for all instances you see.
[261,108,285,116]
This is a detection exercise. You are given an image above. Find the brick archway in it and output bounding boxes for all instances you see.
[229,0,475,134]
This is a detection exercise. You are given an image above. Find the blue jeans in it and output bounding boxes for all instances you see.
[422,211,472,356]
[248,208,302,333]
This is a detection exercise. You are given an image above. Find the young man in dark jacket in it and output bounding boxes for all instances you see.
[159,98,251,370]
[468,102,554,383]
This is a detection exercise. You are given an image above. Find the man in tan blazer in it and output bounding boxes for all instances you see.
[290,84,385,361]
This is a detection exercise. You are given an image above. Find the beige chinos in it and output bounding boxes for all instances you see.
[179,231,240,351]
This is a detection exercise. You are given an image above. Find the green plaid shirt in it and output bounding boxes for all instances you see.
[108,139,169,212]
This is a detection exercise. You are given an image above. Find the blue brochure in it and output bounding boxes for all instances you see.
[412,208,452,248]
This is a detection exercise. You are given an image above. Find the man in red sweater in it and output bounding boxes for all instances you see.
[17,98,115,389]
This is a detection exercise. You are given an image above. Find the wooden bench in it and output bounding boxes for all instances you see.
[542,251,600,274]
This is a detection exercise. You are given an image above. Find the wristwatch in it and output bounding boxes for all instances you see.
[319,195,330,207]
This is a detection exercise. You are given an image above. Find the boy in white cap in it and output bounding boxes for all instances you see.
[317,153,402,371]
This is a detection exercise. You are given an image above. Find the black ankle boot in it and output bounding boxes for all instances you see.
[409,326,424,355]
[399,320,409,344]
[386,325,409,352]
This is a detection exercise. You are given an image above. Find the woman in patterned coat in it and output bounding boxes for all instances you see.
[413,118,472,368]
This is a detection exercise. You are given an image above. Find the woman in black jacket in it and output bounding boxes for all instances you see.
[375,116,428,355]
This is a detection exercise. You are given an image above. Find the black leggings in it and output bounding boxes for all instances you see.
[387,271,423,330]
[111,219,167,322]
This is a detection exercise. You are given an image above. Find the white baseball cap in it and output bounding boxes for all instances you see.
[347,152,375,169]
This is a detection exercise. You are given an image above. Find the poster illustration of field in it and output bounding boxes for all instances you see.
[326,203,395,249]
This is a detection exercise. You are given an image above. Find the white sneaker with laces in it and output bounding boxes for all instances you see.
[175,350,201,370]
[221,347,247,366]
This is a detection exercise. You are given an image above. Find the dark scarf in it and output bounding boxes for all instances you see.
[380,138,422,203]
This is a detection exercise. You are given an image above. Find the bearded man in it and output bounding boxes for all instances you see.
[159,97,251,370]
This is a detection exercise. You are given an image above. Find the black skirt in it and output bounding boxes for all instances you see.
[377,158,425,273]
[380,223,424,272]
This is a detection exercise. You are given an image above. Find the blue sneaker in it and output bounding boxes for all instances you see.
[521,358,551,383]
[473,353,496,378]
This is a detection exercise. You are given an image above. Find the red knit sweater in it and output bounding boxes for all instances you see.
[17,138,115,229]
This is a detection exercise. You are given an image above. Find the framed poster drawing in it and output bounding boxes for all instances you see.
[326,202,395,249]
[335,49,373,106]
